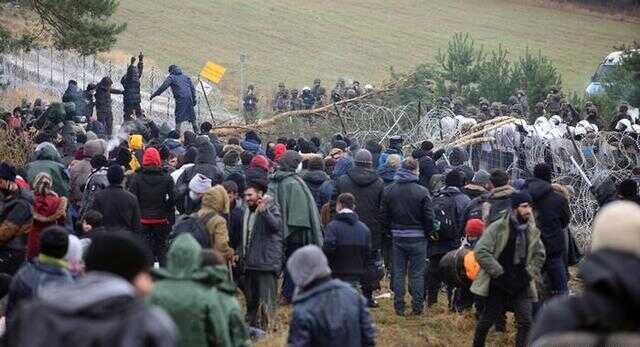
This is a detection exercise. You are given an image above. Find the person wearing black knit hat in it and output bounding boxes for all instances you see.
[6,230,178,346]
[90,165,141,232]
[472,190,545,347]
[6,226,73,321]
[0,161,33,275]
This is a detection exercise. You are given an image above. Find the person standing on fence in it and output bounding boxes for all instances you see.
[94,76,123,137]
[150,65,197,133]
[121,53,144,122]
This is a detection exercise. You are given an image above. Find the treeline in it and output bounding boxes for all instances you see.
[552,0,640,9]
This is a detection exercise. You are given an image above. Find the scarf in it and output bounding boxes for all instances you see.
[510,213,528,265]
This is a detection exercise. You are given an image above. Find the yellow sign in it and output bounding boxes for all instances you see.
[200,61,226,83]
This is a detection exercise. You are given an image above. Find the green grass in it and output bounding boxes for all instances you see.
[115,0,640,98]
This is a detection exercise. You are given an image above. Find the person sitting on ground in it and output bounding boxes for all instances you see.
[286,245,376,347]
[6,226,74,322]
[529,201,640,347]
[7,231,177,346]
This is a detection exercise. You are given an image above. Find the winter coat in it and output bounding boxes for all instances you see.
[462,185,489,225]
[198,186,235,261]
[482,185,516,224]
[470,212,546,298]
[178,138,223,186]
[529,250,640,347]
[94,79,122,121]
[90,185,141,232]
[377,165,396,186]
[287,279,376,347]
[239,139,265,155]
[267,170,323,246]
[429,186,471,257]
[68,140,105,204]
[7,271,177,347]
[6,257,73,321]
[333,166,384,249]
[0,189,33,249]
[151,65,197,123]
[62,84,86,119]
[129,166,175,221]
[25,143,70,197]
[201,265,250,347]
[245,167,268,185]
[524,178,571,258]
[241,202,284,273]
[377,146,403,169]
[27,194,67,260]
[302,170,332,212]
[323,212,372,281]
[149,234,234,347]
[380,168,433,238]
[121,60,144,108]
[163,138,186,158]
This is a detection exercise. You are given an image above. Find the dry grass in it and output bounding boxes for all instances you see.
[0,85,59,111]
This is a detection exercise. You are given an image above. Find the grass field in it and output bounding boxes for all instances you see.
[115,0,640,98]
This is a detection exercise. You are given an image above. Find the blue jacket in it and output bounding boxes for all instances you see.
[287,279,375,347]
[6,259,73,321]
[151,65,197,123]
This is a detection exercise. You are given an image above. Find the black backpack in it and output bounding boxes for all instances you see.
[431,191,460,242]
[168,213,213,248]
[78,168,109,220]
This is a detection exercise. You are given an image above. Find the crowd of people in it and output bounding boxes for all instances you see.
[1,71,639,346]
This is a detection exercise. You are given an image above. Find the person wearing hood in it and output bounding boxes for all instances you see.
[94,76,123,137]
[332,149,384,307]
[482,169,517,224]
[121,53,144,120]
[178,135,222,186]
[381,158,433,316]
[223,151,244,181]
[7,231,177,346]
[447,147,474,184]
[0,162,34,275]
[198,186,235,262]
[127,134,145,172]
[412,141,438,188]
[529,201,640,347]
[462,170,494,228]
[6,226,73,323]
[286,245,376,347]
[91,165,141,233]
[378,153,401,186]
[471,192,546,347]
[149,233,235,347]
[150,65,198,133]
[178,173,211,215]
[426,169,471,307]
[61,80,86,121]
[377,135,404,169]
[239,180,283,331]
[129,148,175,265]
[25,142,69,197]
[302,156,332,212]
[524,163,570,298]
[163,130,186,158]
[240,131,265,155]
[245,154,270,184]
[68,139,106,220]
[273,143,287,162]
[26,173,68,260]
[267,150,323,305]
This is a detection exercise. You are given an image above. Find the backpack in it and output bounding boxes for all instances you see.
[168,213,214,248]
[78,168,108,220]
[431,191,461,242]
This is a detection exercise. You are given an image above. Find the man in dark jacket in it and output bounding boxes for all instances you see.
[524,163,570,297]
[6,226,73,321]
[381,158,433,316]
[323,193,372,292]
[240,180,283,330]
[129,148,175,265]
[377,135,404,169]
[332,149,384,307]
[286,245,376,347]
[121,53,144,120]
[426,169,470,307]
[302,156,332,212]
[61,80,86,120]
[0,162,33,276]
[177,136,222,187]
[529,201,640,347]
[91,165,141,233]
[94,76,123,137]
[413,140,438,188]
[7,231,177,347]
[150,65,197,133]
[482,169,516,224]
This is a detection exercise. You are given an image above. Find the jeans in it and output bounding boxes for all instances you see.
[543,255,568,296]
[244,270,278,330]
[473,290,532,347]
[392,237,426,314]
[140,223,171,266]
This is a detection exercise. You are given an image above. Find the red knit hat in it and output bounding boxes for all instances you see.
[250,155,270,172]
[465,219,485,238]
[142,148,161,167]
[274,144,287,162]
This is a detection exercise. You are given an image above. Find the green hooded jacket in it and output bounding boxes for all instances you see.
[149,234,233,347]
[267,170,323,246]
[25,143,70,197]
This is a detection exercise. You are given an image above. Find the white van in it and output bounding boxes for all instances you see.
[585,50,636,96]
